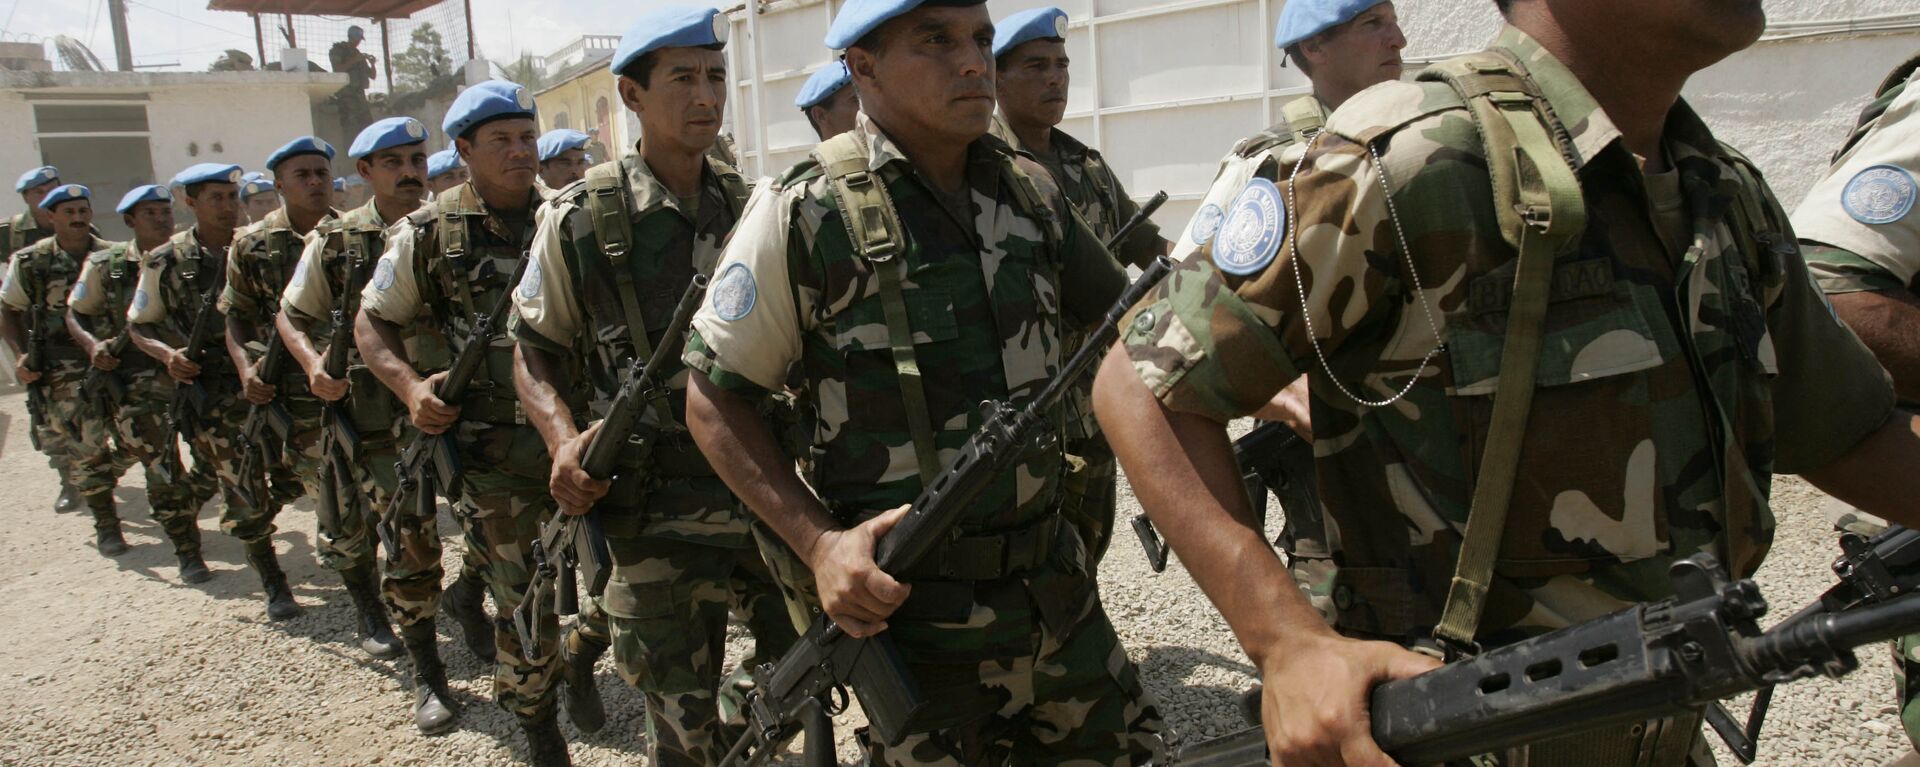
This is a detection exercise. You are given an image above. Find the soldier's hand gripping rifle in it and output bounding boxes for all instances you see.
[513,275,708,661]
[155,268,229,484]
[376,255,531,564]
[317,248,377,538]
[1171,530,1920,766]
[232,323,293,507]
[81,330,132,418]
[22,264,49,451]
[719,254,1176,767]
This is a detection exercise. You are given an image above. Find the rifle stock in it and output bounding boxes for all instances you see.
[722,255,1176,766]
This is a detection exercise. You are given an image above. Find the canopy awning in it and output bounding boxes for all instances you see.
[204,0,442,18]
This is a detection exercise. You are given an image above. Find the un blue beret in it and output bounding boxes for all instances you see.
[172,163,246,188]
[14,166,58,193]
[795,63,852,110]
[992,7,1069,58]
[1275,0,1386,49]
[427,149,463,180]
[826,0,985,50]
[238,171,272,199]
[444,80,537,140]
[266,136,337,171]
[538,129,591,162]
[350,117,431,159]
[611,6,728,77]
[38,184,89,211]
[116,184,171,214]
[332,178,346,192]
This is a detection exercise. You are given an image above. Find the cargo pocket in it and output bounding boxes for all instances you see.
[1446,257,1671,577]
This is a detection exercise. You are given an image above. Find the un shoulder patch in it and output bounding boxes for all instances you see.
[1213,178,1286,276]
[1842,164,1917,225]
[518,258,543,299]
[1189,203,1225,246]
[71,282,86,302]
[132,288,149,312]
[289,259,309,289]
[711,262,756,321]
[372,257,397,291]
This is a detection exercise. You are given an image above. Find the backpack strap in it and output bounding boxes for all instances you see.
[580,158,659,367]
[814,133,940,484]
[435,188,483,328]
[1279,96,1328,145]
[1418,49,1588,653]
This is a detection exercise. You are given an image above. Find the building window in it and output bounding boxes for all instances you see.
[33,101,155,241]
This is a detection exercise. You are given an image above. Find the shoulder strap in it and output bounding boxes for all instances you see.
[999,156,1062,253]
[1279,96,1328,145]
[1419,49,1588,653]
[1876,52,1920,101]
[432,188,484,325]
[814,133,940,484]
[581,157,657,368]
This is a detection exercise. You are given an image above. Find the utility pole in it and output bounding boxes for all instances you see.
[107,0,133,71]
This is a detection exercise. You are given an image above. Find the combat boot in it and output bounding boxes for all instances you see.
[89,496,128,556]
[168,523,212,584]
[518,707,572,767]
[559,626,607,734]
[244,540,302,620]
[400,620,459,734]
[54,471,81,513]
[342,563,402,659]
[442,573,496,662]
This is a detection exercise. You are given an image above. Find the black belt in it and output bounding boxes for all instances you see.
[898,516,1064,582]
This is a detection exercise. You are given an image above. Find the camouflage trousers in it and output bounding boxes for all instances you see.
[72,371,218,547]
[369,429,487,629]
[265,397,376,573]
[190,385,302,544]
[30,368,127,512]
[1058,435,1118,573]
[444,421,562,718]
[574,528,798,766]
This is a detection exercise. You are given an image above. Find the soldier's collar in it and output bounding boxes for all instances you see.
[856,111,1006,181]
[622,153,725,221]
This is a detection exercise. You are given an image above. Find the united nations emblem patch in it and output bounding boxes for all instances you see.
[132,288,149,312]
[1189,204,1225,246]
[289,259,308,289]
[1213,178,1286,276]
[372,257,396,291]
[518,258,543,299]
[711,262,756,321]
[1842,164,1917,226]
[71,282,86,303]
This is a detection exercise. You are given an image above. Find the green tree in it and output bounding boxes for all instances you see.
[391,24,453,93]
[494,52,548,92]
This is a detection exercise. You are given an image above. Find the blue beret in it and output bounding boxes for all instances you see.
[444,80,537,139]
[538,129,591,162]
[611,6,728,76]
[825,0,985,50]
[332,178,346,192]
[266,136,337,171]
[1275,0,1386,49]
[14,166,57,193]
[38,184,89,211]
[427,149,463,180]
[992,7,1069,58]
[349,116,430,159]
[116,184,170,214]
[172,163,246,188]
[238,171,272,199]
[795,63,852,110]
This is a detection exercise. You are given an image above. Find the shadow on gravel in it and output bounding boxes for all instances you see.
[1138,644,1260,744]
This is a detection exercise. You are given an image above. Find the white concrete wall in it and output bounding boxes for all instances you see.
[144,84,321,180]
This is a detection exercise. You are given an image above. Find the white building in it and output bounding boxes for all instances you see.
[0,69,348,240]
[722,0,1920,232]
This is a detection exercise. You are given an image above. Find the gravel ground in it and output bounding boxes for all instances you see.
[0,389,1909,766]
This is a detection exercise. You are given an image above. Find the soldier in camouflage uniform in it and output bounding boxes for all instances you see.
[1791,53,1920,756]
[130,163,305,619]
[682,0,1167,762]
[986,6,1169,574]
[240,172,278,225]
[1095,1,1920,764]
[65,185,218,581]
[1,185,131,554]
[427,150,468,197]
[280,117,494,734]
[513,7,798,760]
[796,62,859,142]
[355,80,572,764]
[7,165,85,513]
[221,137,356,625]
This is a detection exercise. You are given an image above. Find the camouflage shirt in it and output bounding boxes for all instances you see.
[1,233,110,377]
[68,240,158,375]
[223,206,337,390]
[991,117,1163,269]
[685,112,1127,533]
[1120,26,1896,646]
[1795,57,1920,297]
[130,227,242,384]
[0,212,52,259]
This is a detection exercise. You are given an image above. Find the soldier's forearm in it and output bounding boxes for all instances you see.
[1829,290,1920,403]
[513,343,579,451]
[1803,410,1920,530]
[277,311,324,377]
[688,372,840,563]
[0,306,23,357]
[63,309,100,355]
[1092,345,1336,668]
[354,310,423,398]
[128,323,178,364]
[223,314,255,374]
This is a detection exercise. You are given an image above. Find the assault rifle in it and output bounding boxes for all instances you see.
[80,331,132,417]
[233,326,292,507]
[1133,420,1317,573]
[376,255,531,564]
[22,267,49,451]
[719,254,1176,766]
[155,268,228,484]
[317,248,377,539]
[512,275,707,661]
[1172,529,1920,766]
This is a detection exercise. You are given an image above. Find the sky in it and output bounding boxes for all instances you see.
[1,0,728,74]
